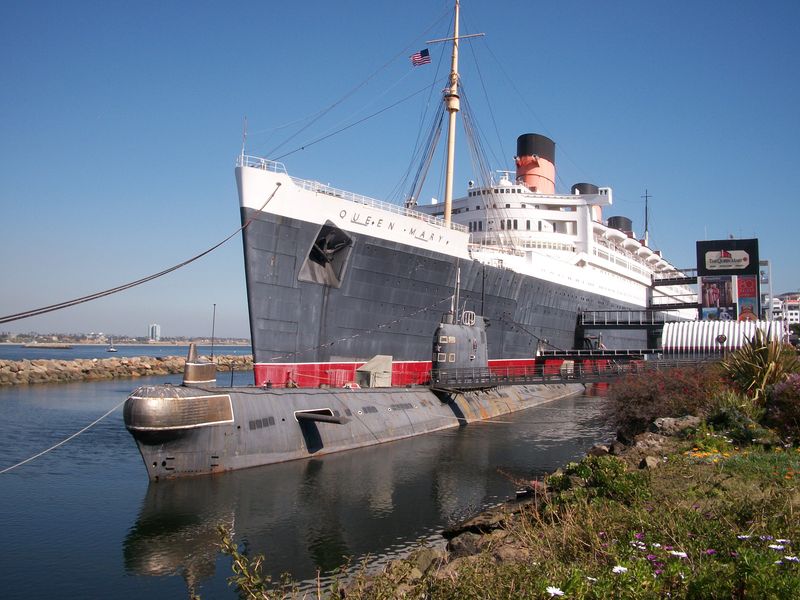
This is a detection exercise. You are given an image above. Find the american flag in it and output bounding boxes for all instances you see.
[410,48,431,66]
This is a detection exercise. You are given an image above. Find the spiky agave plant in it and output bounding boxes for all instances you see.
[721,329,800,404]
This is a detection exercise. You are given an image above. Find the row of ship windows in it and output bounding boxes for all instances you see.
[456,202,539,213]
[468,219,545,232]
[468,189,527,196]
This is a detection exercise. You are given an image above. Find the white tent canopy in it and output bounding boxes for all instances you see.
[662,320,788,353]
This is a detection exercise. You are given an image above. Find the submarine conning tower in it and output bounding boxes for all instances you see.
[431,310,489,372]
[514,133,556,194]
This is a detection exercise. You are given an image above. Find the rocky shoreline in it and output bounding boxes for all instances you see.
[0,354,253,386]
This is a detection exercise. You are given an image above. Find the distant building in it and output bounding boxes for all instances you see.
[148,323,161,342]
[777,293,800,326]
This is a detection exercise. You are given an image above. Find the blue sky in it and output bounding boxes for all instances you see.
[2,0,798,338]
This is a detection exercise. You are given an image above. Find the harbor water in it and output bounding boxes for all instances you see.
[0,364,613,599]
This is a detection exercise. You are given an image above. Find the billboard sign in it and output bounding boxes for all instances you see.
[736,274,760,320]
[696,239,759,276]
[699,275,737,321]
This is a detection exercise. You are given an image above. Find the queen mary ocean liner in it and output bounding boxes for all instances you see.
[238,131,692,390]
[124,1,694,480]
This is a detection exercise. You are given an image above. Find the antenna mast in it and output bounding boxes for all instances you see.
[642,189,651,246]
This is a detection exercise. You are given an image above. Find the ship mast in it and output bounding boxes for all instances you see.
[428,1,483,225]
[442,0,461,226]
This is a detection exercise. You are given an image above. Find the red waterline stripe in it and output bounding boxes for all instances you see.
[251,358,569,388]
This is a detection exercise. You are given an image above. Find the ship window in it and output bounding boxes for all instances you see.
[513,219,518,229]
[505,203,510,208]
[448,336,456,343]
[437,353,447,362]
[448,353,456,362]
[506,219,511,230]
[298,221,353,288]
[439,335,448,344]
[478,221,483,231]
[500,220,505,230]
[526,220,530,230]
[538,221,543,231]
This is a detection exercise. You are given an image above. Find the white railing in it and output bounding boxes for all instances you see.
[238,154,468,233]
[237,154,288,174]
[468,242,525,258]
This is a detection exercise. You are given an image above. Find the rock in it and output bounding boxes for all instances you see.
[632,432,669,452]
[609,441,628,455]
[443,509,506,540]
[492,541,531,563]
[639,456,661,470]
[651,416,701,436]
[446,532,483,558]
[410,547,444,575]
[0,354,251,386]
[587,444,610,456]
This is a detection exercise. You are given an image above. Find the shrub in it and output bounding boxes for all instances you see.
[765,373,800,441]
[548,455,650,504]
[721,330,800,403]
[610,363,727,441]
[706,405,774,446]
[710,389,764,423]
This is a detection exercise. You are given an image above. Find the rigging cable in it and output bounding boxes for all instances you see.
[477,38,593,191]
[406,103,446,206]
[0,183,283,325]
[389,38,450,204]
[273,83,437,161]
[266,294,454,363]
[499,313,567,352]
[464,32,505,171]
[265,7,451,157]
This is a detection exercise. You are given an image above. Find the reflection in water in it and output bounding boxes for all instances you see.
[124,391,612,595]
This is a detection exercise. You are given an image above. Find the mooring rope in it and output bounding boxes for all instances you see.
[0,183,281,325]
[0,398,128,474]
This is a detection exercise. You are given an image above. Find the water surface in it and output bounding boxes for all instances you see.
[0,377,612,599]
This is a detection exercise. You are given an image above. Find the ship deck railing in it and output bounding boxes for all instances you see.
[430,357,715,391]
[580,309,688,327]
[238,154,468,233]
[652,268,699,286]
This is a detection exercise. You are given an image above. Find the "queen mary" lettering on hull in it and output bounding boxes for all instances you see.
[338,209,450,246]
